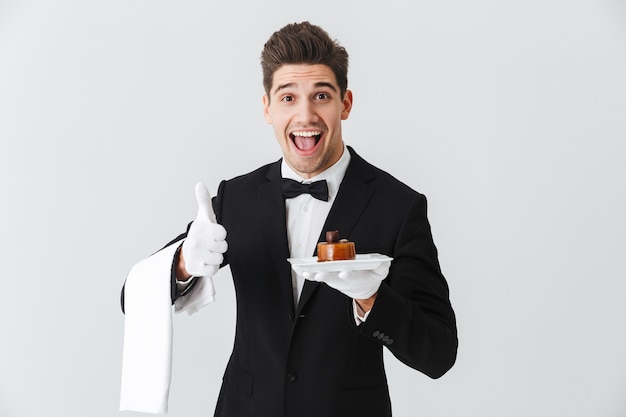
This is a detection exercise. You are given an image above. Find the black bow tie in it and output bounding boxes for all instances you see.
[281,178,329,202]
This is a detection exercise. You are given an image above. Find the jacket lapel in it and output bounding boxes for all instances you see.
[258,161,296,316]
[296,147,376,315]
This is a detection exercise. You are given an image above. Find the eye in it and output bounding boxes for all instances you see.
[315,93,329,100]
[281,95,294,102]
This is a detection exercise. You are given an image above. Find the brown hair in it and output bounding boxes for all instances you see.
[261,21,349,99]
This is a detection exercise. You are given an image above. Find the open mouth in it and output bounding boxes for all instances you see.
[290,130,322,152]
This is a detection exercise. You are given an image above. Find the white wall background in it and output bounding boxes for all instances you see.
[1,0,625,416]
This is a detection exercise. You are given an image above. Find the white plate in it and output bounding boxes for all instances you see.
[287,253,393,273]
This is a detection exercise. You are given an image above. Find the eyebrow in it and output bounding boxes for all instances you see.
[273,81,338,95]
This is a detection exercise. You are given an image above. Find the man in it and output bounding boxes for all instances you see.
[122,21,457,417]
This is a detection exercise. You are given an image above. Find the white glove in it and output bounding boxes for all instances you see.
[302,261,391,299]
[181,183,228,278]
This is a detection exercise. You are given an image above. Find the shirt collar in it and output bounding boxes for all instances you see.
[281,144,351,201]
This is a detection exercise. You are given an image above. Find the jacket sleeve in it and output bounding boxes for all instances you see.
[356,193,458,378]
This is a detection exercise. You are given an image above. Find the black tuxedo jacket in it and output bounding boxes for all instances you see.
[127,146,457,417]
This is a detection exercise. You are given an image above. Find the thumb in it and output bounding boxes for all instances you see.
[194,182,216,223]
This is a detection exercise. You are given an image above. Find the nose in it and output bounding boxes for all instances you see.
[294,99,319,124]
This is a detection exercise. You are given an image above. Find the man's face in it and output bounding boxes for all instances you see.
[263,64,353,179]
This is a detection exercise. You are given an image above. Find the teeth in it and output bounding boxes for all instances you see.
[292,131,321,137]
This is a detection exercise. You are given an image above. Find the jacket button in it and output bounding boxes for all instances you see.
[286,372,298,383]
[372,330,380,337]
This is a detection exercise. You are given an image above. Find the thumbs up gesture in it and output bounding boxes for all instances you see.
[181,183,228,278]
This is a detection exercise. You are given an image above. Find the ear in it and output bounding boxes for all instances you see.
[262,95,272,124]
[341,90,353,120]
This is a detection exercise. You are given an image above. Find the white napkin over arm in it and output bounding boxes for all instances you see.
[120,241,216,414]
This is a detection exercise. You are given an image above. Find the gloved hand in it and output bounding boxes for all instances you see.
[181,183,228,278]
[302,261,391,299]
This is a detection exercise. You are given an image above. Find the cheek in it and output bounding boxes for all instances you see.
[271,115,289,134]
[272,123,289,144]
[323,113,341,133]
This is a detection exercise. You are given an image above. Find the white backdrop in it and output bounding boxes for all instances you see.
[1,1,625,416]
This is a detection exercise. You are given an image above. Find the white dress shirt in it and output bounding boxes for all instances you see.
[281,145,351,304]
